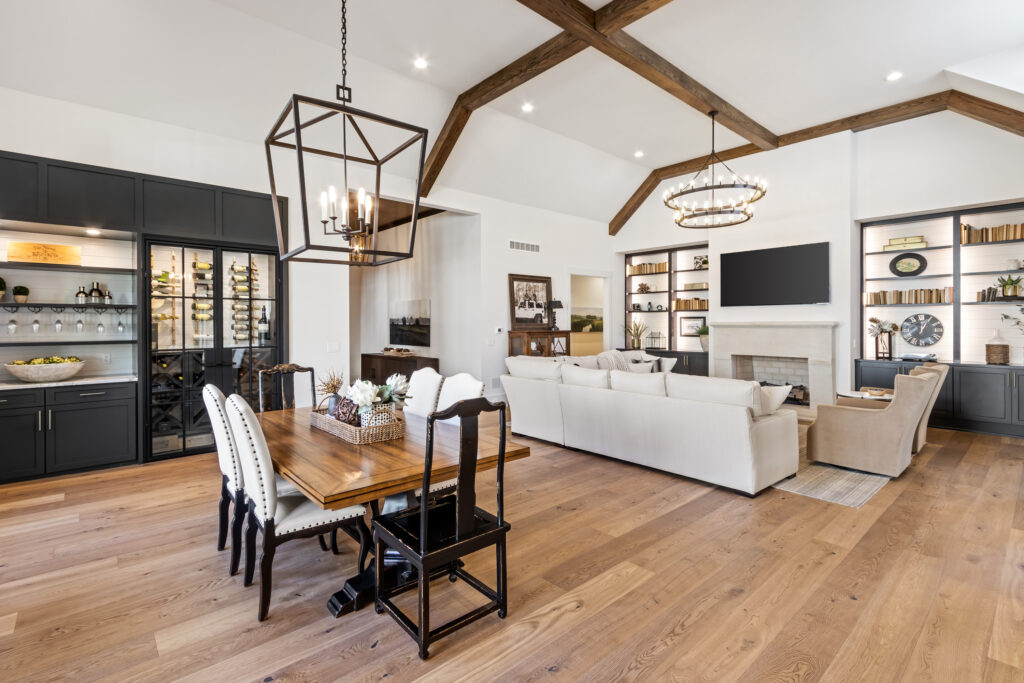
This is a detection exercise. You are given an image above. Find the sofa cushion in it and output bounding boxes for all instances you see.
[505,356,562,381]
[610,370,666,396]
[564,355,600,370]
[759,385,791,415]
[626,361,655,373]
[666,374,762,414]
[561,365,610,388]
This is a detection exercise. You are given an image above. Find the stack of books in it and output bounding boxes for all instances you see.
[881,235,928,252]
[627,261,668,276]
[961,222,1024,244]
[866,287,952,305]
[681,282,709,291]
[672,297,708,311]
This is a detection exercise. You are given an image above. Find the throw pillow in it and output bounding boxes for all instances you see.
[759,385,791,415]
[561,365,611,388]
[505,356,562,381]
[626,360,655,373]
[610,370,666,396]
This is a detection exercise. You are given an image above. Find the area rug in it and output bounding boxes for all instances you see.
[773,423,889,508]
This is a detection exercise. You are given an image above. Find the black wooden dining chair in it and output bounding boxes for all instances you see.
[256,363,316,414]
[372,396,509,660]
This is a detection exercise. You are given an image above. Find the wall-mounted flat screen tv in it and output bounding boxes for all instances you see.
[720,242,830,306]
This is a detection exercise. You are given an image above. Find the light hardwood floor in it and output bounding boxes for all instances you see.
[1,427,1022,681]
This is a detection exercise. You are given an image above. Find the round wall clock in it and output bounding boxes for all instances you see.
[901,313,944,346]
[889,252,927,277]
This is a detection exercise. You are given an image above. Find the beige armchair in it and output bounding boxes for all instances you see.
[849,362,949,454]
[809,372,937,477]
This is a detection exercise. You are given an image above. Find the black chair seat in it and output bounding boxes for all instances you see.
[374,495,509,565]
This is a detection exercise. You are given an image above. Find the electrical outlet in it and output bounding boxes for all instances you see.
[326,342,341,353]
[494,327,503,334]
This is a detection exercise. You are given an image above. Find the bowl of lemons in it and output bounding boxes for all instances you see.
[5,356,86,382]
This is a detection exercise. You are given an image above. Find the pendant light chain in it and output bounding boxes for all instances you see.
[340,0,348,90]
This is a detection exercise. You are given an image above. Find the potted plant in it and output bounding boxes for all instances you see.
[346,373,410,427]
[997,274,1022,297]
[697,324,710,352]
[625,319,648,349]
[12,285,29,304]
[316,369,345,416]
[867,317,898,360]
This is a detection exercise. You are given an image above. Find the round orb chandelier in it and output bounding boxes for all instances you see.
[663,111,767,229]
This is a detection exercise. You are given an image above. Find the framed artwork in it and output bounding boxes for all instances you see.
[693,254,709,270]
[508,273,553,330]
[679,316,706,337]
[888,252,927,277]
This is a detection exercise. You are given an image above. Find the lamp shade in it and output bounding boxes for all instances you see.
[548,300,563,310]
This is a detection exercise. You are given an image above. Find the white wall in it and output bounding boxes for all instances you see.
[615,112,1024,391]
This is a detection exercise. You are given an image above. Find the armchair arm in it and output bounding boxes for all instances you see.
[836,397,887,410]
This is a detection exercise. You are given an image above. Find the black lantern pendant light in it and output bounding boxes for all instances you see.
[265,0,429,266]
[663,111,767,228]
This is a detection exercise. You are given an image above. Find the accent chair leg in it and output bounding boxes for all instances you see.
[243,509,258,587]
[258,522,277,622]
[418,565,430,660]
[217,478,230,551]
[229,490,246,575]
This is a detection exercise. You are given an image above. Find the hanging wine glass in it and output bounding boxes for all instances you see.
[31,319,40,333]
[76,319,84,333]
[55,319,63,333]
[97,322,105,334]
[6,320,16,335]
[116,320,125,334]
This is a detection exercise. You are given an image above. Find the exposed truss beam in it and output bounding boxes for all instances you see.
[517,0,778,151]
[421,0,676,195]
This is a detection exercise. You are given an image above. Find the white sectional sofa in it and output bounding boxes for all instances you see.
[500,355,799,495]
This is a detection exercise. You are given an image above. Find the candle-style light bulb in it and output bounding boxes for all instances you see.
[365,194,374,225]
[320,191,328,221]
[328,185,337,218]
[357,187,366,221]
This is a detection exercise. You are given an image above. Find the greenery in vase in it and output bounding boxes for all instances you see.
[867,316,897,338]
[696,324,709,336]
[12,285,28,296]
[315,369,345,408]
[625,319,648,347]
[346,373,410,414]
[997,274,1022,288]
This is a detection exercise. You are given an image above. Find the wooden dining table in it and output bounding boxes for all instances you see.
[257,406,530,616]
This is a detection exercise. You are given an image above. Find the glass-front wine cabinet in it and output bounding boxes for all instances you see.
[145,239,283,460]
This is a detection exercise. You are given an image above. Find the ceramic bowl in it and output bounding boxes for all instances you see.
[5,361,86,383]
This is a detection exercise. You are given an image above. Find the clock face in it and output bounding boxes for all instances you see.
[901,313,944,346]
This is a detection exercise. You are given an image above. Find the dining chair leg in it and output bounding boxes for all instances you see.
[497,537,507,619]
[243,508,258,587]
[318,534,329,552]
[331,529,341,555]
[229,490,246,576]
[217,477,230,551]
[418,566,431,660]
[355,519,370,572]
[258,520,277,622]
[374,536,385,614]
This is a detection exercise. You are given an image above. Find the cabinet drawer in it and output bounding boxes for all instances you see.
[46,382,137,405]
[0,389,45,409]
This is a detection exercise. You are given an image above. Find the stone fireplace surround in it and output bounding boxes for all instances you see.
[709,321,838,408]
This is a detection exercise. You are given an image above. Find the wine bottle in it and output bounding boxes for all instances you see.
[230,322,249,331]
[192,253,213,270]
[191,302,213,311]
[257,306,270,345]
[230,274,248,283]
[192,271,214,281]
[231,313,249,321]
[232,332,251,342]
[152,313,180,321]
[231,302,251,311]
[230,260,248,273]
[232,284,250,294]
[191,313,212,321]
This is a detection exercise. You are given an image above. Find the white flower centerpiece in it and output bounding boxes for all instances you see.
[346,373,410,428]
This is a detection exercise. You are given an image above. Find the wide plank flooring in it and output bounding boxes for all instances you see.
[1,426,1023,681]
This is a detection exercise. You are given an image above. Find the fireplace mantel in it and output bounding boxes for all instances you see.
[710,321,838,407]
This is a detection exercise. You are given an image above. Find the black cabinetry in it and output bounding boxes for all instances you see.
[641,350,709,376]
[0,382,137,483]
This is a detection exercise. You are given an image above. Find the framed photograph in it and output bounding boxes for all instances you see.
[679,316,706,337]
[508,273,553,330]
[693,254,709,270]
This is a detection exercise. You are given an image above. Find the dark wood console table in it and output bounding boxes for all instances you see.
[508,329,571,357]
[360,353,439,382]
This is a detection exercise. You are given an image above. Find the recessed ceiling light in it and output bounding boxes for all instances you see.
[86,228,101,236]
[413,56,428,70]
[885,70,903,82]
[521,102,534,113]
[634,150,644,159]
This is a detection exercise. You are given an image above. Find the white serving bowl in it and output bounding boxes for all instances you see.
[5,361,86,383]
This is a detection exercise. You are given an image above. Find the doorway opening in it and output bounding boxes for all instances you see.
[570,274,608,356]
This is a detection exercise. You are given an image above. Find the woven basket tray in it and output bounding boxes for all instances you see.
[310,408,405,445]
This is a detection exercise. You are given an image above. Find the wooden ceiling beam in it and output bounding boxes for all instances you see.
[421,0,673,196]
[608,90,983,235]
[517,0,778,151]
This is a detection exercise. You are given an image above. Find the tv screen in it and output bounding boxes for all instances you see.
[720,242,830,306]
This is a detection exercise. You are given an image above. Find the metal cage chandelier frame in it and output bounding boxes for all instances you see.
[663,111,767,229]
[264,0,429,266]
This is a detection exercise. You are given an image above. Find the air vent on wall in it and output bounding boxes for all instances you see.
[508,239,540,254]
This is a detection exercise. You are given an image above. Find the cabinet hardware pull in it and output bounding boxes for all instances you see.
[37,410,42,432]
[0,399,7,403]
[79,391,106,397]
[47,409,52,430]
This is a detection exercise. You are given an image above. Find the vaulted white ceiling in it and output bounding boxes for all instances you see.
[0,0,1021,223]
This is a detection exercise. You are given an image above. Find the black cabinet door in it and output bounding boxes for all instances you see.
[856,361,902,390]
[685,353,709,376]
[46,164,136,229]
[0,154,41,220]
[0,406,45,482]
[222,191,278,246]
[46,399,137,472]
[142,179,217,237]
[954,366,1012,424]
[1013,372,1024,425]
[932,367,954,417]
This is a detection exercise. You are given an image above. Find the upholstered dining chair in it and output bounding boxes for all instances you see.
[373,396,510,660]
[225,394,371,621]
[256,363,316,414]
[403,367,444,418]
[435,372,485,422]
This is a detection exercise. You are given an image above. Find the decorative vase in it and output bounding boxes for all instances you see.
[326,393,341,417]
[1004,285,1015,297]
[874,331,893,360]
[360,404,396,428]
[630,337,642,349]
[13,295,27,304]
[986,330,1010,365]
[699,334,709,352]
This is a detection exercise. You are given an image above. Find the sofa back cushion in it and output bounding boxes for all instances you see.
[610,370,666,396]
[626,361,656,373]
[505,356,562,381]
[561,365,610,388]
[563,355,600,370]
[666,374,763,414]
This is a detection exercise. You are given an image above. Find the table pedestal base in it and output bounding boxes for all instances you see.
[327,558,464,618]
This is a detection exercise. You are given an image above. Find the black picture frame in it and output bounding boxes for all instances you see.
[679,316,706,337]
[508,273,553,330]
[888,252,927,277]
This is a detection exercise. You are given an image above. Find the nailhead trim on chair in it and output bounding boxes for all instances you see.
[278,506,366,533]
[227,396,272,522]
[205,386,242,490]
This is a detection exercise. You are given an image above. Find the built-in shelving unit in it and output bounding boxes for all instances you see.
[625,243,709,354]
[860,200,1024,365]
